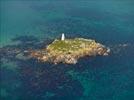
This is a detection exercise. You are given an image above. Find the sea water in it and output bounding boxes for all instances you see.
[0,0,134,100]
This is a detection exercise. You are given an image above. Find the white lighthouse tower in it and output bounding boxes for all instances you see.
[61,33,65,41]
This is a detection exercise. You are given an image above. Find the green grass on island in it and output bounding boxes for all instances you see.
[47,38,96,53]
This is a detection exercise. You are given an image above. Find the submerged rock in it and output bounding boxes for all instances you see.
[30,38,110,64]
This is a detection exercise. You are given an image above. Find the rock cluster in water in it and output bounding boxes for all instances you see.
[30,38,110,64]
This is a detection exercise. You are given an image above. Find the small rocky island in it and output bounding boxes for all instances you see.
[30,34,110,64]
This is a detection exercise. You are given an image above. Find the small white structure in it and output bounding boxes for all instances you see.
[61,33,65,41]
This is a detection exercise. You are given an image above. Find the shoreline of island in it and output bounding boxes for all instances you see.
[30,35,110,64]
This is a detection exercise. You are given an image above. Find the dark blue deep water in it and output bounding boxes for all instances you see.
[0,0,134,100]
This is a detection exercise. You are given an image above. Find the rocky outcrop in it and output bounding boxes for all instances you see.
[30,38,110,64]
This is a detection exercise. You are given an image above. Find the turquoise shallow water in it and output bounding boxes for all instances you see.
[0,0,134,100]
